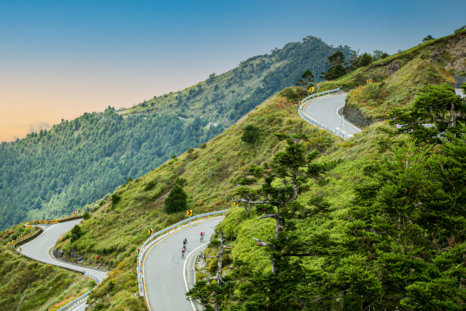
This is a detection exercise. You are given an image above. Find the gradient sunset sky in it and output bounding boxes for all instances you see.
[1,0,464,142]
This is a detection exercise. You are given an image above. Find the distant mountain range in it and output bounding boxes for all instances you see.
[0,35,353,230]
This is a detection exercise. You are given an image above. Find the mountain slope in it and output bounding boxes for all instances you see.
[319,30,465,126]
[50,87,335,310]
[0,223,95,311]
[0,36,352,231]
[124,36,353,124]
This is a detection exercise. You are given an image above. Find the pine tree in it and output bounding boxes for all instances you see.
[164,183,188,214]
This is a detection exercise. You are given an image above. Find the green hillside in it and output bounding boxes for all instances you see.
[123,36,352,124]
[55,79,464,310]
[50,87,335,310]
[0,224,95,311]
[320,30,465,126]
[0,36,352,231]
[2,30,464,310]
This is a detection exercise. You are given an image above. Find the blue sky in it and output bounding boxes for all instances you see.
[0,0,464,141]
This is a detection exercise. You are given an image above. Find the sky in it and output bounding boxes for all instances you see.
[0,0,464,142]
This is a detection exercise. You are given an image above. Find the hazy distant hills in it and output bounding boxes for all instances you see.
[0,35,352,230]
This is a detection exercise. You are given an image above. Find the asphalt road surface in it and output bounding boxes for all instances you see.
[143,217,224,311]
[302,93,361,137]
[18,219,108,283]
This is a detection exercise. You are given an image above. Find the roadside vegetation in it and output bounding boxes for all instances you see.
[189,84,465,309]
[318,29,465,124]
[0,35,351,232]
[2,29,464,311]
[0,224,94,311]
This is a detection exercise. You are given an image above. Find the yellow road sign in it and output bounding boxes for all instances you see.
[309,87,314,92]
[137,248,140,255]
[18,234,23,240]
[12,240,15,245]
[186,210,193,217]
[73,211,76,215]
[148,228,153,235]
[233,202,239,207]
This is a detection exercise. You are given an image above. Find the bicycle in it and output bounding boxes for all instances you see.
[200,232,205,242]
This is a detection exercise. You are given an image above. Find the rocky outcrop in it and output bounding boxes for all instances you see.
[54,248,64,258]
[342,105,375,128]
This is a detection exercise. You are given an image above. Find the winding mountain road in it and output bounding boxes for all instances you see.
[19,220,108,282]
[18,220,108,310]
[301,93,361,138]
[143,217,223,311]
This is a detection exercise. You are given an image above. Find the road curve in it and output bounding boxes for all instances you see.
[18,219,108,283]
[143,217,224,311]
[302,93,361,137]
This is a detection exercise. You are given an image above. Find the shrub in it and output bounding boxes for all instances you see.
[164,184,188,214]
[144,180,156,191]
[241,125,260,144]
[82,212,90,220]
[70,225,82,242]
[111,194,121,205]
[200,143,207,149]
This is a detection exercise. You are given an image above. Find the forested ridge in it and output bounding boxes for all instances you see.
[124,36,353,123]
[0,108,223,229]
[0,36,352,230]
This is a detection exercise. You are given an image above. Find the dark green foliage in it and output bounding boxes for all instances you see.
[423,34,434,42]
[82,212,90,220]
[0,110,223,230]
[143,180,157,191]
[0,35,353,230]
[342,137,466,309]
[356,53,373,67]
[390,83,466,142]
[192,96,465,310]
[323,51,347,80]
[164,184,187,214]
[296,69,314,87]
[279,87,308,103]
[111,194,121,205]
[373,50,389,60]
[70,225,82,242]
[241,125,260,144]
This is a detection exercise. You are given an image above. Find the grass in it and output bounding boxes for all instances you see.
[51,87,336,310]
[4,30,464,310]
[58,84,409,310]
[318,30,464,122]
[0,223,94,311]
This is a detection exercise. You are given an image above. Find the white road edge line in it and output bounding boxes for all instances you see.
[183,242,209,311]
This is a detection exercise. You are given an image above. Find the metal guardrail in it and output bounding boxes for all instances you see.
[55,263,104,310]
[57,288,93,311]
[137,209,228,296]
[298,88,354,140]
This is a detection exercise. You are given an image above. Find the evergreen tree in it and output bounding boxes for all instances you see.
[241,125,260,144]
[323,51,347,80]
[235,133,326,273]
[390,83,465,142]
[164,183,188,214]
[296,69,314,87]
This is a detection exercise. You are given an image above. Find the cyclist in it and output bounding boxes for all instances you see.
[200,231,205,241]
[183,238,188,247]
[181,248,186,258]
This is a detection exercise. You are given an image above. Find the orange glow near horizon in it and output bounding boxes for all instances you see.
[0,69,202,142]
